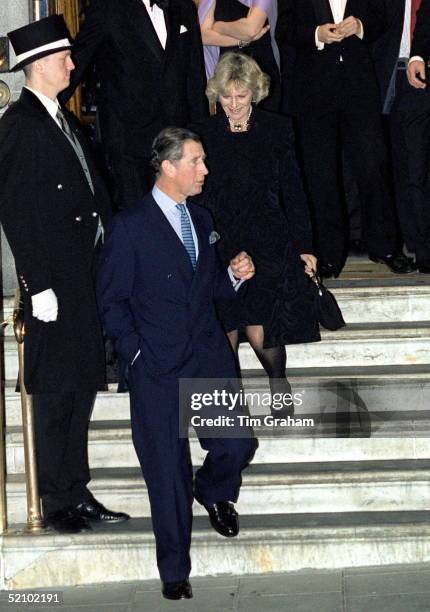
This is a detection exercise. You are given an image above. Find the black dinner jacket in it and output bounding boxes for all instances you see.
[411,0,430,61]
[371,0,405,110]
[276,0,386,115]
[60,0,208,157]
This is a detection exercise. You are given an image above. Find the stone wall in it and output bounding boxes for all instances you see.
[0,1,30,296]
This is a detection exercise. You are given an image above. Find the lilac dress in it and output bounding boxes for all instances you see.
[198,0,281,111]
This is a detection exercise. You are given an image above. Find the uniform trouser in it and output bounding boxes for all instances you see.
[296,110,399,270]
[32,391,95,517]
[390,71,430,264]
[128,357,258,582]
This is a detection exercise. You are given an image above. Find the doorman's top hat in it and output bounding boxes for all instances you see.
[8,15,73,72]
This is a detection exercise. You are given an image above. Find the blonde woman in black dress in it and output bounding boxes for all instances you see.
[191,53,320,416]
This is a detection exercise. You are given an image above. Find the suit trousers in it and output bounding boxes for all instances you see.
[128,357,258,582]
[390,71,430,264]
[32,391,95,517]
[296,110,399,270]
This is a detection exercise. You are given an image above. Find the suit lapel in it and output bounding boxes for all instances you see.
[19,89,95,193]
[128,0,164,63]
[188,204,210,297]
[146,196,195,283]
[162,3,181,71]
[312,0,334,24]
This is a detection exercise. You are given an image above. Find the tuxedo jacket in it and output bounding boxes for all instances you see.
[276,0,386,114]
[0,88,112,393]
[96,194,237,382]
[411,0,430,61]
[371,0,405,112]
[61,0,208,160]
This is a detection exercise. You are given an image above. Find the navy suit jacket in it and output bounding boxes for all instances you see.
[96,194,238,381]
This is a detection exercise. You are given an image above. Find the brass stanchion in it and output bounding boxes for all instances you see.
[13,307,44,532]
[0,337,7,534]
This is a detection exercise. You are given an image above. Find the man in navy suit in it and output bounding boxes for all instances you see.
[97,127,258,600]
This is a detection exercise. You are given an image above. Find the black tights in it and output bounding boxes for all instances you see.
[227,326,292,397]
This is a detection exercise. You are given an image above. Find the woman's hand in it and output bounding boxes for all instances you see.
[300,253,317,277]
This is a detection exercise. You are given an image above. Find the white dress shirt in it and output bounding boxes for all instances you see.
[315,0,363,51]
[142,0,167,49]
[406,0,424,65]
[400,0,412,58]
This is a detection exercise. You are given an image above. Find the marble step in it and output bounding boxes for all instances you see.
[3,511,430,588]
[3,281,430,340]
[3,322,430,382]
[5,460,430,524]
[5,366,430,426]
[6,420,430,474]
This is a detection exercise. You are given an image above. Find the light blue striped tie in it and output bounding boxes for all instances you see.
[176,203,197,269]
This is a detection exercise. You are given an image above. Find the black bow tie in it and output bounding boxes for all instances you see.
[150,0,169,9]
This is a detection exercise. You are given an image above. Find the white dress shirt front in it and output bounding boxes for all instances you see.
[400,0,412,58]
[315,0,363,51]
[142,0,167,49]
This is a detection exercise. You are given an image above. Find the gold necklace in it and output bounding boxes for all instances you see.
[227,106,252,132]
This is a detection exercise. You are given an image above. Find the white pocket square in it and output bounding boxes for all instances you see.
[209,231,220,245]
[180,25,188,33]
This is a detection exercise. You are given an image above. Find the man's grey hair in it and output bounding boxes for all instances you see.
[151,127,201,177]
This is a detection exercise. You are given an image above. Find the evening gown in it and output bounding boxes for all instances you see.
[214,0,281,112]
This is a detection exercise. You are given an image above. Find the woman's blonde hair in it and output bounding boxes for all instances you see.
[206,52,270,105]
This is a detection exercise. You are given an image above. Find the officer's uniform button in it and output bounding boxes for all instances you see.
[57,184,62,190]
[92,212,98,217]
[75,216,82,222]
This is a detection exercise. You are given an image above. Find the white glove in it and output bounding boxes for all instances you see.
[31,289,58,322]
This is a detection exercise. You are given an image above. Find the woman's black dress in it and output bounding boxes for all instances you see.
[214,0,281,112]
[191,108,320,348]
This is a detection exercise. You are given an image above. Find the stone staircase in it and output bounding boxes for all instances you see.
[2,261,430,589]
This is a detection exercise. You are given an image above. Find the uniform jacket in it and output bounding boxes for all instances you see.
[0,88,112,393]
[60,0,208,163]
[276,0,386,114]
[96,194,238,382]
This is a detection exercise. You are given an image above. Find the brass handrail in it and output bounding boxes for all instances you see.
[13,307,44,532]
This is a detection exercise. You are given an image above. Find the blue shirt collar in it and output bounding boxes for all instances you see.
[152,185,187,214]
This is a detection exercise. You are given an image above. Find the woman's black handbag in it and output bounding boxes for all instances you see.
[310,274,346,331]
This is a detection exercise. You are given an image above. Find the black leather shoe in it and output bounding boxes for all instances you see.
[270,404,294,418]
[162,579,193,600]
[46,508,92,534]
[75,499,130,523]
[195,496,239,537]
[369,253,416,274]
[417,262,430,274]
